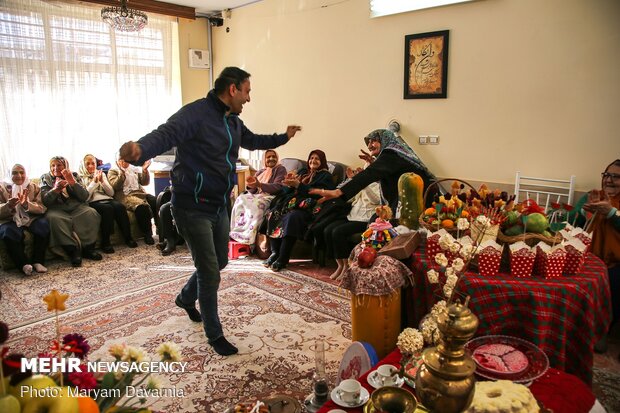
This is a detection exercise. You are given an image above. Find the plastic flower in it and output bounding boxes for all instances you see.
[438,234,454,250]
[396,328,424,356]
[448,242,461,254]
[475,215,491,228]
[43,289,69,311]
[62,333,90,359]
[108,343,126,360]
[460,244,474,260]
[123,346,146,363]
[68,370,98,390]
[157,342,181,363]
[146,376,162,390]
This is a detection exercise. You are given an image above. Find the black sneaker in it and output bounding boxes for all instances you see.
[175,295,202,322]
[144,236,155,245]
[211,336,238,356]
[126,239,138,248]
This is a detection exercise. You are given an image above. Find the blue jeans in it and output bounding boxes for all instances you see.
[172,206,229,343]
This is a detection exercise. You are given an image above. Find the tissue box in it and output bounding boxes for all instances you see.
[510,242,535,278]
[378,231,421,260]
[534,242,567,278]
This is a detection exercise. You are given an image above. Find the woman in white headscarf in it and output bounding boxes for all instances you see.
[0,164,49,275]
[78,154,138,253]
[229,149,286,245]
[108,155,158,245]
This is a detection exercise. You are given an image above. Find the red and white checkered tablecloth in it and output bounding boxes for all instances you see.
[406,245,612,384]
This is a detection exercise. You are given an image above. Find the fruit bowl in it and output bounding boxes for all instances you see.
[464,335,549,384]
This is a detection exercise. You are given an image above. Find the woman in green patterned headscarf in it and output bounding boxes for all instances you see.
[311,129,436,214]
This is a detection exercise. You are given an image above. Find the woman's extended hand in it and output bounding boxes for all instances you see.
[142,159,151,172]
[283,176,300,188]
[246,175,258,189]
[53,178,68,193]
[308,188,343,203]
[358,149,374,164]
[18,188,29,207]
[61,169,76,185]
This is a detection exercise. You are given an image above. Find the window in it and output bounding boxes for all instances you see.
[370,0,477,18]
[0,0,181,177]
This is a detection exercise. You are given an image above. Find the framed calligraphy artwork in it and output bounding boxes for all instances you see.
[404,30,449,99]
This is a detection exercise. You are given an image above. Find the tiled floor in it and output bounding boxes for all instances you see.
[593,323,620,373]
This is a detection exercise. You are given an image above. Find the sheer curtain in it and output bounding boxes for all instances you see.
[0,0,181,179]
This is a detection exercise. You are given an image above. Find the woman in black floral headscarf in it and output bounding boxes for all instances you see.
[264,149,335,271]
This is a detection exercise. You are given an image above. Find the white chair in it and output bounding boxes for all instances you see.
[514,171,576,210]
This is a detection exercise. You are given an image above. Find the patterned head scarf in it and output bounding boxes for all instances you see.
[363,129,435,179]
[300,149,329,185]
[49,156,69,177]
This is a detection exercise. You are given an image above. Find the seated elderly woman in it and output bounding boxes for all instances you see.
[311,128,436,215]
[230,149,286,246]
[0,164,50,275]
[40,156,102,267]
[571,159,620,356]
[108,156,158,245]
[264,149,335,271]
[79,154,138,253]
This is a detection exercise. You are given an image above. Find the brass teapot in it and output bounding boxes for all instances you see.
[414,298,478,413]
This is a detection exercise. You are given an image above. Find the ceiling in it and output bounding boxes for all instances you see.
[161,0,262,16]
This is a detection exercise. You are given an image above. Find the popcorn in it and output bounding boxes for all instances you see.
[397,327,424,355]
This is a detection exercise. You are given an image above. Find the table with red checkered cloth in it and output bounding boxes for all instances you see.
[317,348,598,413]
[405,245,612,384]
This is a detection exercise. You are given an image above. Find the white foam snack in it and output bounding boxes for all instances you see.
[509,241,532,253]
[479,239,502,252]
[563,237,587,252]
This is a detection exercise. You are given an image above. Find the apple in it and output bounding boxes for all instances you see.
[358,246,378,268]
[0,394,21,413]
[526,213,549,234]
[9,375,58,407]
[21,386,78,413]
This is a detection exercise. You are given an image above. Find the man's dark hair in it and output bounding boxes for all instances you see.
[213,67,251,95]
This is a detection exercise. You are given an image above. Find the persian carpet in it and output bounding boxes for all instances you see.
[5,256,352,413]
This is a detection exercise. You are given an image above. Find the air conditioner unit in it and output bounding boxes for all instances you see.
[188,49,209,69]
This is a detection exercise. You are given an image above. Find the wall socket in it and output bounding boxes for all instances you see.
[419,135,439,145]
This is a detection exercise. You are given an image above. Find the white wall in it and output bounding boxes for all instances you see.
[201,0,619,192]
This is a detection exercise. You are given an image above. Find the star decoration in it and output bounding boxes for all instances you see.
[43,289,69,312]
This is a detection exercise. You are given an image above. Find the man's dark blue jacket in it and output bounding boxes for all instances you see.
[134,90,289,214]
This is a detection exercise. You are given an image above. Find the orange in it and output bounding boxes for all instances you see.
[460,210,470,218]
[441,219,455,229]
[77,396,100,413]
[424,207,436,216]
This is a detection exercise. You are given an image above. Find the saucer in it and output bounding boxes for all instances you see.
[367,370,405,389]
[330,386,370,408]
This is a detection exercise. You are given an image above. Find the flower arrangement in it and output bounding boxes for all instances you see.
[0,290,184,413]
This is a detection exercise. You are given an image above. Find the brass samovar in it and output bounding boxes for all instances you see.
[414,297,478,413]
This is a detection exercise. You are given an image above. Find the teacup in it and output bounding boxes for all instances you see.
[336,379,361,405]
[376,364,398,386]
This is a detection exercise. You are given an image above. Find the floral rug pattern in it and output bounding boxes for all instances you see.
[5,255,351,412]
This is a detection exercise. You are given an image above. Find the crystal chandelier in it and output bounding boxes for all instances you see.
[101,0,148,32]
